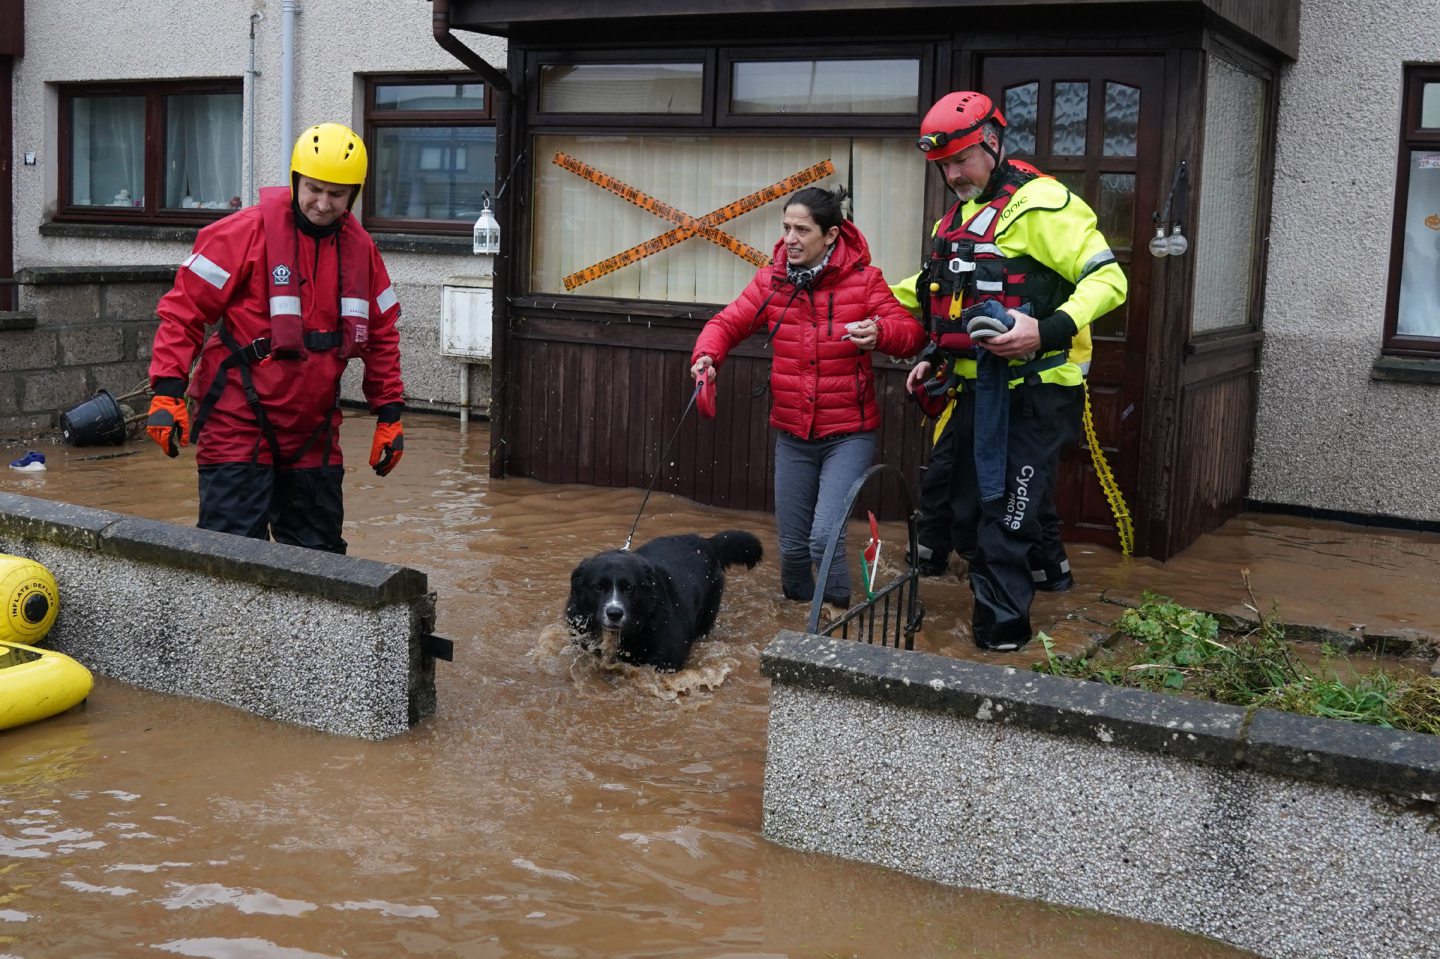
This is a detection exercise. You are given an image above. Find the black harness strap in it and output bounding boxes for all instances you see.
[189,325,342,466]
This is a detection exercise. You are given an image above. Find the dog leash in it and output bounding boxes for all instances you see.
[621,376,705,551]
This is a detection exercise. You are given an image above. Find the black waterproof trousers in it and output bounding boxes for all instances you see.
[919,400,1074,586]
[197,463,348,554]
[947,383,1081,649]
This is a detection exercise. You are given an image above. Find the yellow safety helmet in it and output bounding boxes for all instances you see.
[290,122,368,209]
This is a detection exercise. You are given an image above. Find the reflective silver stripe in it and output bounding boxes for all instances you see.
[376,286,398,313]
[1078,250,1117,281]
[1076,360,1092,375]
[341,297,369,318]
[965,206,998,235]
[975,280,1004,292]
[183,252,231,291]
[973,242,1004,256]
[1031,559,1070,583]
[269,295,302,317]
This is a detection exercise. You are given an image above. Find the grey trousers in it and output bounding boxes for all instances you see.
[773,429,877,606]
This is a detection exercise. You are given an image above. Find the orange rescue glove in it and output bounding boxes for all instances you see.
[145,395,190,458]
[370,405,405,476]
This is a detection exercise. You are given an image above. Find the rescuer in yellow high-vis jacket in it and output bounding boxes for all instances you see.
[893,90,1127,652]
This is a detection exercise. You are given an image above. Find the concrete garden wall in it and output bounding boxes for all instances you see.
[0,491,442,740]
[761,630,1440,959]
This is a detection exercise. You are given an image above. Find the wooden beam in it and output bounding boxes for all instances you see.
[450,0,1297,59]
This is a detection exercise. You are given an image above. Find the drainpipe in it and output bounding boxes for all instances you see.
[281,0,299,180]
[432,0,515,479]
[247,12,263,203]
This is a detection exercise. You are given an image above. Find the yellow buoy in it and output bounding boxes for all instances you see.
[0,554,60,643]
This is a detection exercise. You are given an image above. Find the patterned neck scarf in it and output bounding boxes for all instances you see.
[786,243,835,290]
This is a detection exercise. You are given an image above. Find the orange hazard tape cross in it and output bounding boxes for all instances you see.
[553,153,836,291]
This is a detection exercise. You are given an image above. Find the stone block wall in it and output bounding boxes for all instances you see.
[1,265,170,439]
[0,491,443,739]
[2,256,495,441]
[761,630,1440,959]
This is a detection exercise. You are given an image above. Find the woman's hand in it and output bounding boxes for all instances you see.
[690,355,715,381]
[843,317,879,352]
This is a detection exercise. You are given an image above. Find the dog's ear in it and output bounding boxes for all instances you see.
[630,556,662,600]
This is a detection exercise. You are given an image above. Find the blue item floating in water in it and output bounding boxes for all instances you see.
[8,451,47,472]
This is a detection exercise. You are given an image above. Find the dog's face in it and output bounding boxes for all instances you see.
[565,552,656,644]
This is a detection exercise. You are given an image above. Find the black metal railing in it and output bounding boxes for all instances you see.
[806,463,924,649]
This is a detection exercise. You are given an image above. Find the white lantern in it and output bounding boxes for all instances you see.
[1165,222,1189,257]
[472,194,500,255]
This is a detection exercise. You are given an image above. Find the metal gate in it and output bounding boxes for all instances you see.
[806,464,925,649]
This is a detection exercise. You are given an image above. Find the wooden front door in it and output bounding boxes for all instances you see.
[977,55,1164,552]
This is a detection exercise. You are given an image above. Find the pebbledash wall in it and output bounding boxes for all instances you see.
[1252,0,1440,521]
[4,0,499,437]
[0,491,442,740]
[761,631,1440,959]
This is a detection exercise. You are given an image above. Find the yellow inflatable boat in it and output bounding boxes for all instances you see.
[0,553,89,730]
[0,639,93,731]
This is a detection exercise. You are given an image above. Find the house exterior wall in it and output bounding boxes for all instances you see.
[8,0,505,418]
[1253,0,1440,519]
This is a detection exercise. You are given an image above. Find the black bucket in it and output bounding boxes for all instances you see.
[61,389,128,446]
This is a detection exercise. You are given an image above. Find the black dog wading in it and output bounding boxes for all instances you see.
[565,530,764,672]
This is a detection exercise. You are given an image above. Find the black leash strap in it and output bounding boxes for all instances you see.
[621,378,703,551]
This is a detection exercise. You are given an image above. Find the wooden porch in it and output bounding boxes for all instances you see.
[438,0,1300,559]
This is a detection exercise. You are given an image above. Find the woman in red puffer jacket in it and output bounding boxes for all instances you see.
[690,185,925,609]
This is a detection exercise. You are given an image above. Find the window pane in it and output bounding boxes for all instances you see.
[371,126,497,221]
[1092,263,1129,338]
[375,82,484,112]
[1052,170,1085,196]
[532,134,922,304]
[164,93,242,211]
[1191,56,1266,334]
[540,63,703,114]
[731,60,919,114]
[1423,83,1440,128]
[1051,81,1088,156]
[1103,82,1139,157]
[1396,150,1440,336]
[1094,173,1134,338]
[70,95,145,208]
[1097,173,1135,246]
[1004,83,1038,156]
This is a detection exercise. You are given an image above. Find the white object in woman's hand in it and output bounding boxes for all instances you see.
[843,318,879,351]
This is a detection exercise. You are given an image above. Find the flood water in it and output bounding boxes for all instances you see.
[0,412,1272,958]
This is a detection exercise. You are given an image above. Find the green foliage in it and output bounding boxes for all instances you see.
[1035,590,1440,735]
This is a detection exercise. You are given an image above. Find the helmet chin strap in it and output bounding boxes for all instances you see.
[978,130,1007,197]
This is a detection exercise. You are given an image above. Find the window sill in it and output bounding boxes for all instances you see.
[370,232,475,256]
[14,264,178,285]
[1370,354,1440,385]
[41,220,478,258]
[40,220,203,243]
[0,311,38,331]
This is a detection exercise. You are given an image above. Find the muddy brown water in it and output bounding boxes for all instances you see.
[1,413,1274,958]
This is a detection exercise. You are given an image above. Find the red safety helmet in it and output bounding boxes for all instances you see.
[917,92,1006,162]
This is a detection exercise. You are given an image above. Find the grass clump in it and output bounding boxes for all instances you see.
[1034,588,1440,735]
